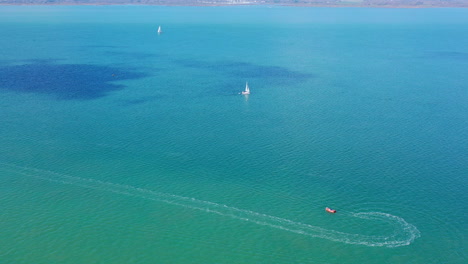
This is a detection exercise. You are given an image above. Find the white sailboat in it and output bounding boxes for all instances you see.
[241,82,250,95]
[157,26,162,34]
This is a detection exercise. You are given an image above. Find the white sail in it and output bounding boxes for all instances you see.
[157,26,162,34]
[242,82,250,95]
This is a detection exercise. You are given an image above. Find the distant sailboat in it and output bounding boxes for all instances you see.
[241,82,250,95]
[157,26,162,34]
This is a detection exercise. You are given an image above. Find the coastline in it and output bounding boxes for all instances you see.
[0,3,467,8]
[1,4,468,8]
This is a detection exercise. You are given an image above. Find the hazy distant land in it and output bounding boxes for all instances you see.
[1,0,468,8]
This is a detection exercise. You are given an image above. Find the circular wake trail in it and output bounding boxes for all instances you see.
[0,163,420,247]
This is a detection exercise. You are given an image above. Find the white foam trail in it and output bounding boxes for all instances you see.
[0,163,420,247]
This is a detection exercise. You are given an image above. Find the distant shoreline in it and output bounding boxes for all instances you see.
[1,5,468,8]
[0,3,467,8]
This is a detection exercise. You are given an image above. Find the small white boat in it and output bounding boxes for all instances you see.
[241,82,250,95]
[157,26,162,34]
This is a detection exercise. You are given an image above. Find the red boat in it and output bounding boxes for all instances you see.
[325,207,337,213]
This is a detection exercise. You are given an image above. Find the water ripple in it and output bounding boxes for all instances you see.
[1,162,420,247]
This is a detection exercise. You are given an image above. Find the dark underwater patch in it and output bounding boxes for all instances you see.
[0,62,146,100]
[176,59,313,83]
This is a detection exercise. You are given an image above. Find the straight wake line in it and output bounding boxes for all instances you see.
[0,163,420,247]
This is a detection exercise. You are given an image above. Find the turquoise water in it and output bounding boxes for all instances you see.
[0,5,467,264]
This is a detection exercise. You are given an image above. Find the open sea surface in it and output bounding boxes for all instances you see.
[0,5,467,264]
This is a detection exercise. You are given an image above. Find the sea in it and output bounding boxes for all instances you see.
[0,5,467,264]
